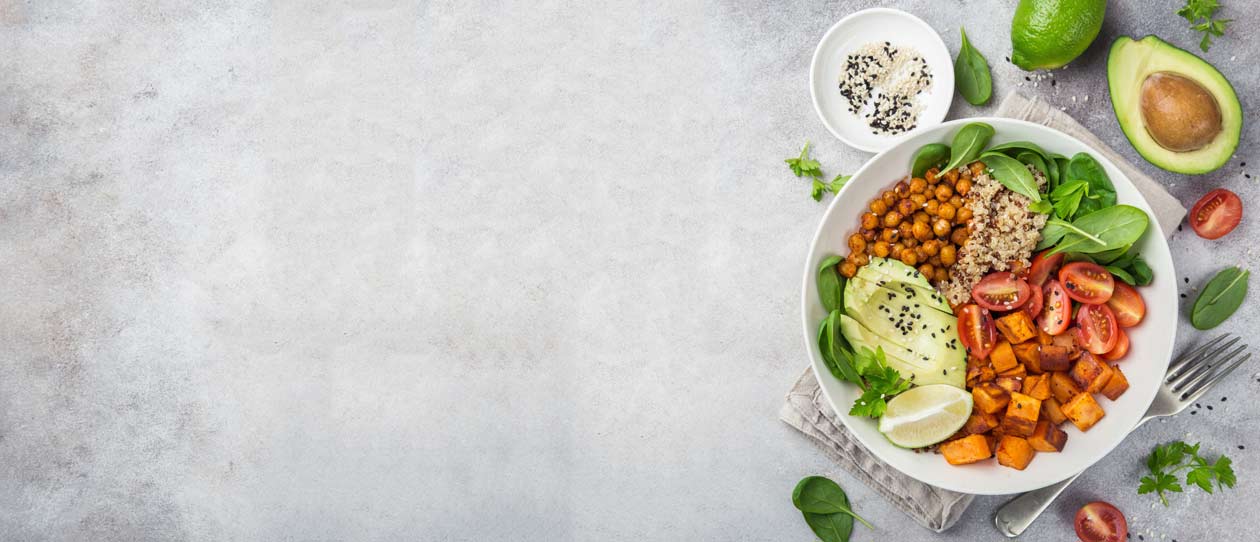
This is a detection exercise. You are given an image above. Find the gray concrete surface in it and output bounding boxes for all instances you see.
[1,1,1256,540]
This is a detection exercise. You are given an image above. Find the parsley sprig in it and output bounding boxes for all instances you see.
[785,142,851,202]
[1138,441,1236,506]
[847,346,912,418]
[1177,0,1231,52]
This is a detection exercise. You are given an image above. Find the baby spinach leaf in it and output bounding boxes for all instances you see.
[1049,205,1149,255]
[803,511,853,542]
[1066,153,1117,214]
[1036,220,1069,250]
[943,122,995,172]
[1192,267,1250,330]
[1044,152,1060,191]
[819,311,862,384]
[1029,200,1053,214]
[1108,266,1137,285]
[985,140,1051,159]
[980,152,1041,202]
[1017,150,1049,180]
[792,476,873,540]
[1130,257,1154,286]
[911,143,951,178]
[818,256,845,313]
[954,28,992,106]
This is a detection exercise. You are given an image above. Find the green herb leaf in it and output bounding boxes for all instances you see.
[1140,441,1236,506]
[911,143,951,178]
[1050,180,1090,220]
[943,122,995,172]
[954,28,992,106]
[980,152,1041,202]
[1191,267,1249,329]
[1178,0,1231,51]
[847,346,910,419]
[1029,200,1053,214]
[786,142,823,178]
[1048,205,1149,255]
[818,256,845,313]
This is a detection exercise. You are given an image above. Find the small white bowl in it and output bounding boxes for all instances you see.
[810,8,954,153]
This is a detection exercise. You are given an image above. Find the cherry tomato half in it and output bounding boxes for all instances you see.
[1038,280,1071,335]
[1189,188,1243,240]
[957,304,997,360]
[1022,283,1044,321]
[1106,282,1146,328]
[971,272,1032,311]
[1102,328,1130,361]
[1059,261,1115,304]
[1075,501,1128,542]
[1027,250,1064,287]
[1076,303,1120,355]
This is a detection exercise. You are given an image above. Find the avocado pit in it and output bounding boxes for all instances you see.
[1139,72,1222,152]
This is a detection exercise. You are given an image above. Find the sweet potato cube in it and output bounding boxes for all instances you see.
[1070,353,1114,393]
[941,434,992,465]
[1001,392,1042,437]
[1038,345,1072,372]
[996,435,1036,470]
[1027,420,1068,452]
[963,411,999,435]
[1062,392,1105,431]
[996,375,1023,394]
[973,382,1011,414]
[1013,342,1042,373]
[1023,373,1052,401]
[1100,364,1130,400]
[1041,397,1068,425]
[1052,332,1083,360]
[1050,371,1083,403]
[1036,328,1054,346]
[996,311,1038,344]
[998,364,1027,378]
[966,364,997,387]
[990,341,1019,373]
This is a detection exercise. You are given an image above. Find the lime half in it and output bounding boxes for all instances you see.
[878,385,973,448]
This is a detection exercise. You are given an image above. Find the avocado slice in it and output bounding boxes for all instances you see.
[851,258,952,314]
[1108,35,1241,174]
[839,315,963,387]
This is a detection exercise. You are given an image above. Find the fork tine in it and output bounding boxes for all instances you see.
[1173,343,1247,390]
[1182,353,1250,403]
[1168,335,1236,380]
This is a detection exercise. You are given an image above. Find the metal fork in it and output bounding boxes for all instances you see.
[993,334,1251,537]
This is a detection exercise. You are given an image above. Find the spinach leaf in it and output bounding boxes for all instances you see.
[793,476,873,542]
[985,140,1051,159]
[1192,267,1250,330]
[911,143,951,178]
[954,28,992,106]
[980,152,1041,202]
[1050,180,1090,220]
[1036,220,1069,250]
[818,256,845,313]
[1044,152,1060,191]
[820,310,862,384]
[804,511,853,542]
[1066,153,1116,214]
[1108,266,1137,285]
[1094,245,1134,265]
[943,122,995,172]
[1017,150,1049,180]
[1130,257,1154,286]
[1048,205,1149,255]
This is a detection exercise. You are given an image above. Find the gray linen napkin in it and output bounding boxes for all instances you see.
[780,91,1187,532]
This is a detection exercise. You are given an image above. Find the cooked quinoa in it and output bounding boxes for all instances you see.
[939,166,1047,305]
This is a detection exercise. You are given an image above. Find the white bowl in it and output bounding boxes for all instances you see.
[800,118,1177,495]
[810,8,954,153]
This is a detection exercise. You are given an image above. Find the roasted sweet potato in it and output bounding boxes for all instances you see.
[990,341,1019,373]
[1041,397,1068,426]
[1100,364,1130,400]
[1051,332,1083,360]
[1023,373,1052,401]
[966,364,997,388]
[996,311,1038,344]
[1036,328,1054,346]
[1070,353,1114,393]
[963,411,999,435]
[1038,344,1072,372]
[998,364,1027,378]
[973,382,1011,414]
[996,435,1036,470]
[941,434,992,465]
[996,375,1023,394]
[1001,392,1042,437]
[1027,420,1068,452]
[1050,371,1083,403]
[1062,392,1105,431]
[1013,342,1042,373]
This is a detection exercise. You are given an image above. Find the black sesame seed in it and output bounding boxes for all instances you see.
[1207,405,1214,410]
[1240,445,1246,450]
[1184,277,1190,284]
[1181,294,1187,299]
[1222,396,1227,401]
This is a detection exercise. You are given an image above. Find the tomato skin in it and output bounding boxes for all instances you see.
[1022,283,1043,320]
[1027,250,1064,287]
[1189,188,1243,240]
[971,272,1032,311]
[1075,501,1128,542]
[1102,328,1130,361]
[957,304,997,360]
[1076,303,1120,355]
[1106,282,1146,328]
[1060,262,1115,304]
[1038,280,1071,335]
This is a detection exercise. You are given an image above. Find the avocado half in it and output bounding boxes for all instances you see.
[1108,35,1241,174]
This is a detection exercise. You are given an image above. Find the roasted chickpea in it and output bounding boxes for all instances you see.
[899,248,919,266]
[881,228,900,243]
[848,233,867,254]
[913,211,930,224]
[951,226,969,246]
[955,178,972,196]
[955,206,973,224]
[940,244,957,266]
[903,237,919,249]
[882,211,903,229]
[969,162,987,177]
[920,239,939,256]
[925,168,939,183]
[937,202,956,221]
[912,221,932,241]
[847,252,869,267]
[929,254,943,267]
[934,268,949,283]
[894,181,911,197]
[934,183,954,201]
[870,199,889,215]
[839,261,858,278]
[873,241,891,258]
[944,168,960,185]
[898,221,914,240]
[861,228,877,241]
[915,247,928,262]
[919,263,935,278]
[949,195,965,209]
[882,190,897,206]
[897,198,915,216]
[932,218,952,237]
[892,242,905,255]
[860,212,879,230]
[924,199,940,216]
[910,193,928,207]
[909,177,927,194]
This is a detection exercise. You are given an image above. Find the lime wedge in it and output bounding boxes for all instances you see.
[878,384,973,448]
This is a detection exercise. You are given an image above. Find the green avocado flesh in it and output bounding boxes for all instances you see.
[1108,35,1241,174]
[840,260,964,388]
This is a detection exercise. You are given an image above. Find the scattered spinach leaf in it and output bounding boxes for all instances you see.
[943,122,995,172]
[1191,267,1249,329]
[980,152,1041,202]
[954,28,992,106]
[911,143,951,178]
[793,476,873,542]
[1107,266,1137,285]
[803,511,853,542]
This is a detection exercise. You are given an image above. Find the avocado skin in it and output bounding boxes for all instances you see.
[1107,35,1242,174]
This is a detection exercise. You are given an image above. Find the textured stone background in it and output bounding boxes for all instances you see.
[1,1,1256,540]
